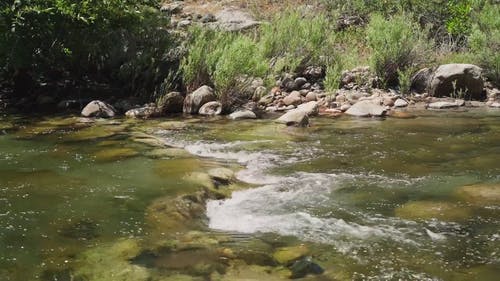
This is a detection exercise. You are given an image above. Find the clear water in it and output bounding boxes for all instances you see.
[0,109,499,280]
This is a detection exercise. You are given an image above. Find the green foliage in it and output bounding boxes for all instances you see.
[446,0,473,39]
[214,37,268,94]
[324,56,344,92]
[469,3,500,85]
[0,0,175,97]
[259,10,332,73]
[397,67,415,96]
[366,14,432,87]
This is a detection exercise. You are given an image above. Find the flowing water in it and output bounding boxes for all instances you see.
[0,109,499,280]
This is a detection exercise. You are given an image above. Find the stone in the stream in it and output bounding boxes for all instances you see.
[208,167,234,184]
[229,109,257,120]
[273,245,309,265]
[395,201,471,222]
[455,184,500,205]
[81,100,116,118]
[74,239,150,281]
[427,101,459,109]
[297,101,319,116]
[199,101,223,115]
[94,148,138,162]
[183,85,216,114]
[429,64,484,99]
[345,100,386,117]
[125,106,160,118]
[276,109,309,127]
[289,256,324,279]
[394,98,409,108]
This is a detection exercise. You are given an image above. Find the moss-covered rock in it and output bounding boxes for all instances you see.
[272,245,310,265]
[395,201,472,222]
[455,184,500,205]
[74,239,150,281]
[146,148,192,159]
[213,260,291,281]
[154,159,204,178]
[208,168,235,184]
[145,193,208,236]
[94,148,139,162]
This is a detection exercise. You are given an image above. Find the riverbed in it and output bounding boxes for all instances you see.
[1,110,499,280]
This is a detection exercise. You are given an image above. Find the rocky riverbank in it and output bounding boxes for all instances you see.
[76,63,500,128]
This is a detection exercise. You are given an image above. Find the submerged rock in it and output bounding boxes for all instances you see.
[273,245,309,265]
[94,148,139,162]
[74,239,150,281]
[81,100,116,118]
[345,100,387,117]
[455,184,500,205]
[395,201,472,222]
[208,167,234,184]
[289,256,324,279]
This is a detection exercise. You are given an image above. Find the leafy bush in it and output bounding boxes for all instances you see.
[469,3,500,85]
[366,14,432,87]
[0,0,176,97]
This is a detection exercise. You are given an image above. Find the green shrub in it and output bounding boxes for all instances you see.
[397,67,415,96]
[259,10,332,74]
[469,3,500,85]
[214,36,268,94]
[367,13,432,87]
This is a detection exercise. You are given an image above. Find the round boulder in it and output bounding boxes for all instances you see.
[183,85,216,114]
[199,101,223,116]
[429,64,484,100]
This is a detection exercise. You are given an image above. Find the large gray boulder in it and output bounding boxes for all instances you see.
[199,101,222,116]
[276,109,309,127]
[158,92,184,114]
[429,64,484,99]
[183,86,216,114]
[81,100,116,118]
[345,100,386,117]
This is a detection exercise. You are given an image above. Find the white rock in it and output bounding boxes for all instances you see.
[345,100,387,117]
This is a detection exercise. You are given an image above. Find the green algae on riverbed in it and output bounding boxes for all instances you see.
[1,111,500,281]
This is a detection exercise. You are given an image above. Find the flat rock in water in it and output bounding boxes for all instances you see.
[345,100,386,117]
[208,167,234,183]
[427,101,459,109]
[229,110,257,120]
[276,109,309,127]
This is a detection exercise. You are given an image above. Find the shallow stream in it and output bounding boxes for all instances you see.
[0,109,499,280]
